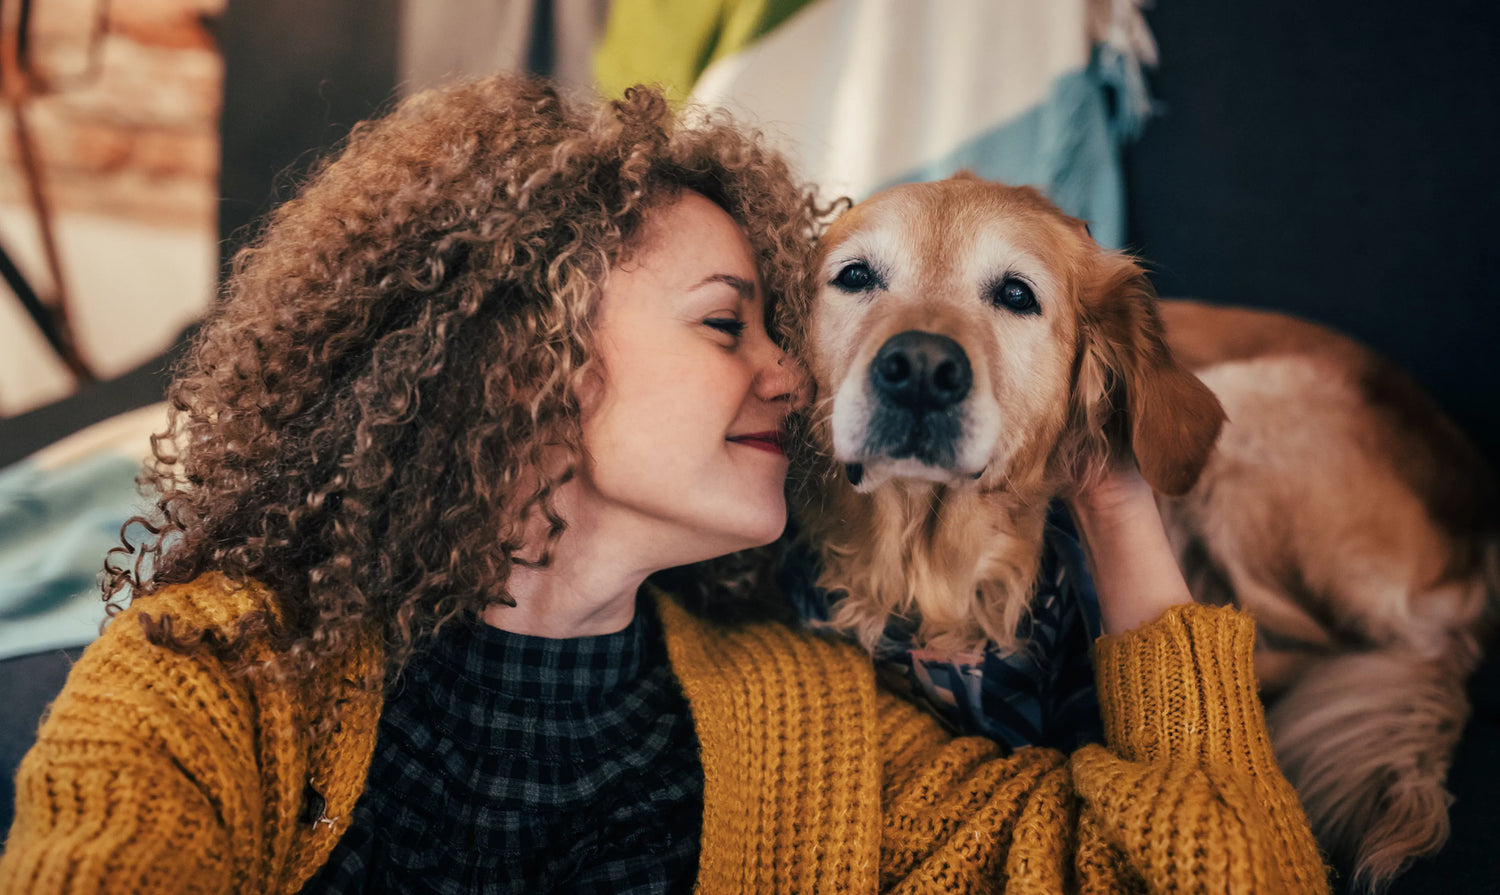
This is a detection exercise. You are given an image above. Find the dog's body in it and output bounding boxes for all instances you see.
[1156,300,1497,887]
[1158,300,1495,685]
[788,175,1498,892]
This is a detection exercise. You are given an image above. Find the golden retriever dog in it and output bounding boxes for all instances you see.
[784,174,1498,892]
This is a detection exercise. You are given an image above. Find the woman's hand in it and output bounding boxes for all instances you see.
[1066,464,1194,635]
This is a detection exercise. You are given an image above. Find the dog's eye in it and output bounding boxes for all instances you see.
[833,262,877,293]
[990,277,1039,315]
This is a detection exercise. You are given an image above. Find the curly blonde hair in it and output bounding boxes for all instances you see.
[106,74,827,683]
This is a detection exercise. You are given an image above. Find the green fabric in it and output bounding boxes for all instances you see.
[594,0,816,102]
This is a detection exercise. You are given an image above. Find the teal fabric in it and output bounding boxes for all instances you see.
[0,453,144,659]
[882,54,1138,250]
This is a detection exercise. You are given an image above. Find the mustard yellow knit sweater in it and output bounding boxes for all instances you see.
[1,576,1329,893]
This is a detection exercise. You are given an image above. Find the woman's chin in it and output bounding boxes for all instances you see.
[741,504,790,547]
[696,513,788,560]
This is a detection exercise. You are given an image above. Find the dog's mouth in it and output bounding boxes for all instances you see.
[843,460,985,489]
[834,396,990,493]
[868,403,961,463]
[840,435,987,492]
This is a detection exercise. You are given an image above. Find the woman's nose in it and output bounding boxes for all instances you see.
[756,346,809,410]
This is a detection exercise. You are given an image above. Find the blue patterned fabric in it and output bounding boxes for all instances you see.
[0,453,146,659]
[782,503,1105,752]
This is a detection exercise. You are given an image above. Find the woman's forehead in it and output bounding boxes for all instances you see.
[629,193,762,286]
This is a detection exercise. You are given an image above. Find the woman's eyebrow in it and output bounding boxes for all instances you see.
[691,273,757,301]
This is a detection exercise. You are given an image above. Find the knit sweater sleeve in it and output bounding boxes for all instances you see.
[875,603,1331,894]
[1071,602,1329,892]
[0,582,274,894]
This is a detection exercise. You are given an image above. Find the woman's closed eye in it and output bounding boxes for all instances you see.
[704,317,747,340]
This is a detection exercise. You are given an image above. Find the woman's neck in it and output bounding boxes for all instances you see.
[481,492,656,639]
[483,555,644,639]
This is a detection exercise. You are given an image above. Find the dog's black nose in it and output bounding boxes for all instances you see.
[870,331,971,411]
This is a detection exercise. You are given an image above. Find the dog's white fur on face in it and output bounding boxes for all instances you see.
[812,186,1079,493]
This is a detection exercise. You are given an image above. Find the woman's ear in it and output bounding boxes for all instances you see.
[1075,254,1226,496]
[575,353,608,421]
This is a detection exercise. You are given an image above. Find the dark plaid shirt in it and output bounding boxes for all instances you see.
[781,501,1105,752]
[302,600,703,894]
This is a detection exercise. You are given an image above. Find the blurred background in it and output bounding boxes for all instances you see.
[2,0,1495,458]
[0,0,220,419]
[0,0,1495,882]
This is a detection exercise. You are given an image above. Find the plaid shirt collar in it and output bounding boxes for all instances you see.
[429,603,650,702]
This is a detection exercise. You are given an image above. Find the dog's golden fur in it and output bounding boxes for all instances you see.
[789,175,1498,892]
[1158,301,1496,682]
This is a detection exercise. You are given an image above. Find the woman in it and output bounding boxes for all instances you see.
[0,75,1329,893]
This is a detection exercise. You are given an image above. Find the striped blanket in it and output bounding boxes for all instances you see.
[595,0,1155,247]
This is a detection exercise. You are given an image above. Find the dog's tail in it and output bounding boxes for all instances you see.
[1266,648,1471,893]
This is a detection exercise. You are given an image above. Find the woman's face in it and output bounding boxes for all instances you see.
[575,190,805,567]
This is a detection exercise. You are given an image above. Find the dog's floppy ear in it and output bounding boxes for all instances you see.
[1072,254,1225,496]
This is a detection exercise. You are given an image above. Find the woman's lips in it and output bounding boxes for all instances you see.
[727,431,787,456]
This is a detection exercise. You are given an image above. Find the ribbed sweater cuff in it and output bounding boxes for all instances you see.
[1092,603,1277,770]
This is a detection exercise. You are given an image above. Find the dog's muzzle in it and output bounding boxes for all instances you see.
[863,330,971,467]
